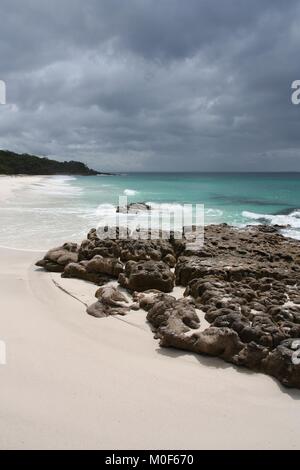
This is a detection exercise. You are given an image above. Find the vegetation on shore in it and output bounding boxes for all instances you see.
[0,150,110,176]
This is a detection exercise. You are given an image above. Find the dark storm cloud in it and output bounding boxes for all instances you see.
[0,0,299,171]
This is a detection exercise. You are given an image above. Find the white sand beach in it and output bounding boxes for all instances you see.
[0,177,300,450]
[0,175,43,202]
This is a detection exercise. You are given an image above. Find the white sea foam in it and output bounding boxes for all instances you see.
[2,173,299,249]
[242,209,300,239]
[242,210,300,228]
[146,202,184,211]
[95,203,116,218]
[206,208,223,217]
[242,211,265,220]
[28,175,82,197]
[124,189,138,196]
[95,201,203,235]
[96,174,114,177]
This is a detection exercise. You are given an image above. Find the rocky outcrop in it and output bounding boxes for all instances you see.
[36,223,300,389]
[183,275,300,349]
[36,243,79,272]
[119,239,177,263]
[142,290,300,387]
[119,260,175,293]
[176,255,299,287]
[143,224,300,388]
[145,293,243,360]
[78,232,177,264]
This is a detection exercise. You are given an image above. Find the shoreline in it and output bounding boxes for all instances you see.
[1,176,300,449]
[0,173,299,251]
[0,175,44,203]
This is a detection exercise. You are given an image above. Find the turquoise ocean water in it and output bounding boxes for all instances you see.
[1,172,300,249]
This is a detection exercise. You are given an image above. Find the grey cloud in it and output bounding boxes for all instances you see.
[0,0,300,171]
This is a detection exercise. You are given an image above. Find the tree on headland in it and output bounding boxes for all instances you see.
[0,150,110,175]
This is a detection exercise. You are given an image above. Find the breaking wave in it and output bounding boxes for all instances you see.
[28,175,82,197]
[242,209,300,239]
[124,189,138,196]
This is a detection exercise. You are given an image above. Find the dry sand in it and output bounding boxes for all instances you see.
[0,177,300,449]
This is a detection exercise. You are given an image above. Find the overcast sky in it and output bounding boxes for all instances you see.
[0,0,300,171]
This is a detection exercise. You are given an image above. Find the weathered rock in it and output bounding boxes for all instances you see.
[62,261,111,285]
[119,239,176,263]
[86,224,179,261]
[62,254,123,284]
[133,291,175,311]
[143,225,300,388]
[183,327,243,361]
[163,253,176,267]
[86,255,124,278]
[79,238,120,260]
[37,223,300,389]
[147,296,199,331]
[117,202,151,213]
[95,285,130,304]
[87,285,134,318]
[119,260,175,293]
[175,256,206,286]
[36,242,79,272]
[145,294,243,361]
[263,339,300,388]
[233,341,269,369]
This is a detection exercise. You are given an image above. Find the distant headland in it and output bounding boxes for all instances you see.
[0,150,113,176]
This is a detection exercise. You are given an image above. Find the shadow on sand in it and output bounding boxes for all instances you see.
[156,346,300,400]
